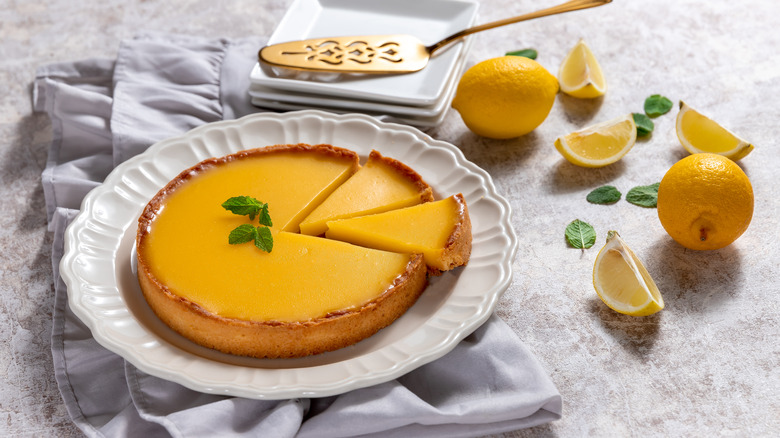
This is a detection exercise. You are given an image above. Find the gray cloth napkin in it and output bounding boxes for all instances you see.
[35,32,562,438]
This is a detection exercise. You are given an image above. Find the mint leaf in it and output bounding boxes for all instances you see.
[222,196,265,221]
[506,48,538,60]
[228,225,273,253]
[257,203,273,227]
[229,224,258,245]
[644,95,673,117]
[626,183,661,207]
[565,219,596,249]
[633,113,654,137]
[587,185,622,204]
[255,226,274,252]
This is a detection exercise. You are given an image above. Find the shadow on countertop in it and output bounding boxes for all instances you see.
[648,236,744,313]
[558,93,604,126]
[588,297,662,359]
[547,158,627,195]
[452,129,542,180]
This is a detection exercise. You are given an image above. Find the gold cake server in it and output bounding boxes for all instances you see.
[258,0,612,74]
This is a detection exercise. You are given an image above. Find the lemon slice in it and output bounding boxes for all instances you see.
[592,231,664,316]
[558,39,606,98]
[675,101,754,160]
[554,113,637,167]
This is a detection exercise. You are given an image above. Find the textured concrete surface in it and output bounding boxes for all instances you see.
[2,0,779,436]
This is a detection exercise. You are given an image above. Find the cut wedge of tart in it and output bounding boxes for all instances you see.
[136,144,429,359]
[299,150,434,236]
[325,194,471,275]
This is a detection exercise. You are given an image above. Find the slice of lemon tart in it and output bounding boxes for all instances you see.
[137,144,428,358]
[325,194,472,275]
[298,150,434,236]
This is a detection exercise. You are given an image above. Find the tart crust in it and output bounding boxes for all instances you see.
[430,193,472,276]
[368,149,435,204]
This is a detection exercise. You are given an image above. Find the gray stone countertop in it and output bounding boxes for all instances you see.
[2,0,778,436]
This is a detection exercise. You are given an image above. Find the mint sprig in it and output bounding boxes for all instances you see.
[222,196,273,252]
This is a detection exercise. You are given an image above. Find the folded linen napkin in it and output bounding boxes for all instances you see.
[35,32,562,438]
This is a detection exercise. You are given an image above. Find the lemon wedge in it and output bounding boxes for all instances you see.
[558,39,606,98]
[675,101,754,160]
[554,113,637,167]
[592,231,664,316]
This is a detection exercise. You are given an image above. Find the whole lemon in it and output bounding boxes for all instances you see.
[451,56,558,139]
[657,153,753,250]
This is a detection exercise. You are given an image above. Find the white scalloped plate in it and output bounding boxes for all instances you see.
[60,111,518,399]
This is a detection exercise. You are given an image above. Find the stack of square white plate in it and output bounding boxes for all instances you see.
[249,0,479,128]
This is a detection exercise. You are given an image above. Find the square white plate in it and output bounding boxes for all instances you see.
[251,0,479,107]
[250,97,448,127]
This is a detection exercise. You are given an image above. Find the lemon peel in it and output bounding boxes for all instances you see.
[554,113,637,168]
[558,39,606,98]
[451,56,558,139]
[657,153,754,250]
[592,231,664,316]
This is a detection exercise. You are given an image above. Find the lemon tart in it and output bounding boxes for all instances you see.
[136,144,428,358]
[325,194,472,275]
[299,150,434,236]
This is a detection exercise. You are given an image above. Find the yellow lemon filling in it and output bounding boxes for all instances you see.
[138,145,422,322]
[144,229,413,321]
